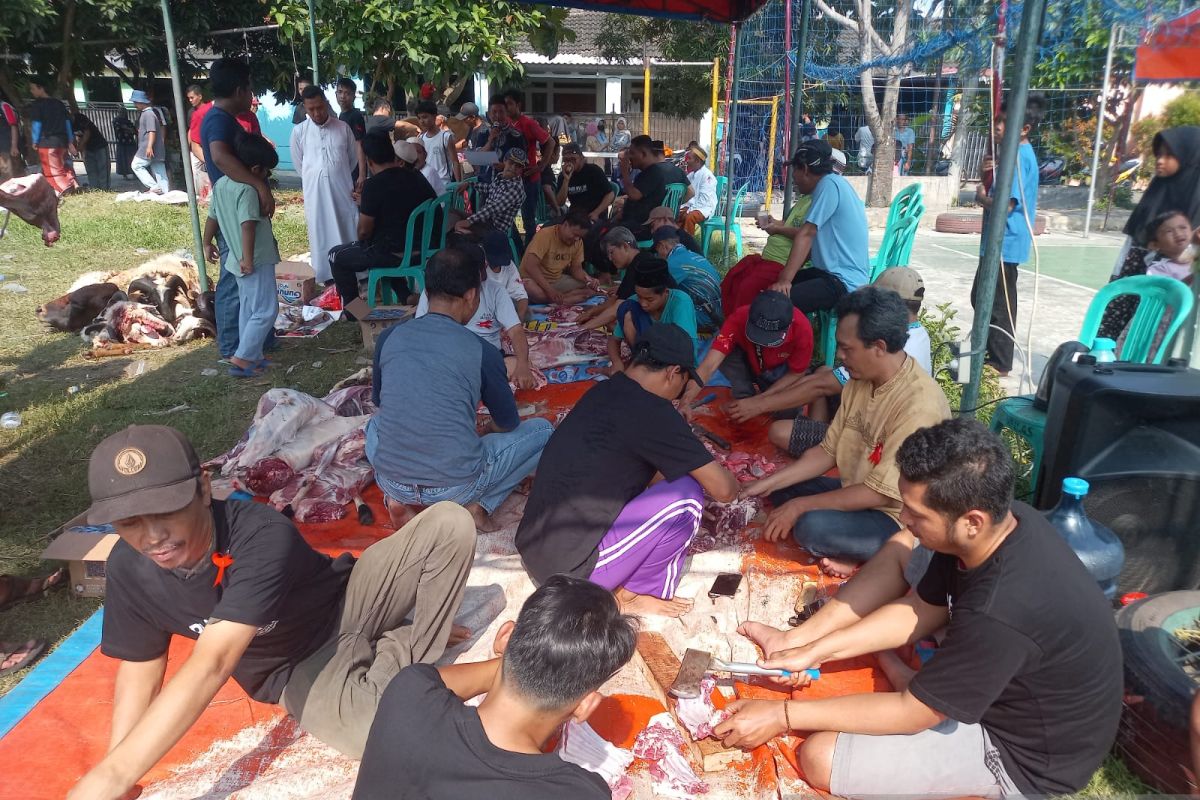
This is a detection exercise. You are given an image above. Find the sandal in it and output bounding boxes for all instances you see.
[0,640,48,677]
[228,363,266,378]
[0,568,66,613]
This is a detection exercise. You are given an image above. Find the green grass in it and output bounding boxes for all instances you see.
[0,190,363,694]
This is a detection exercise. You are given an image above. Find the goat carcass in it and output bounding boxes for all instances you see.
[0,174,61,246]
[81,301,176,347]
[270,429,374,523]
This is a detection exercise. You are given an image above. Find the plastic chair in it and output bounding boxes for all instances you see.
[700,182,749,258]
[883,183,922,234]
[366,197,438,306]
[870,216,920,282]
[663,182,688,216]
[990,274,1195,488]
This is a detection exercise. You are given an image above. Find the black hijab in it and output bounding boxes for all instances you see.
[1124,125,1200,245]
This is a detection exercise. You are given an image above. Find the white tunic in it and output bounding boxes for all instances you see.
[683,165,718,219]
[290,115,358,283]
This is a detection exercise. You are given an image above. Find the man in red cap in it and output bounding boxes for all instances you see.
[68,425,475,799]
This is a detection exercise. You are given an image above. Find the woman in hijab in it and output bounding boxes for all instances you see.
[585,119,607,167]
[1098,126,1200,338]
[611,117,631,150]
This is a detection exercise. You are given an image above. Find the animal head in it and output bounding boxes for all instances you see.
[36,283,121,333]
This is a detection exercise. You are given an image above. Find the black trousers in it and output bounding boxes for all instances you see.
[789,269,848,314]
[971,260,1019,373]
[719,350,790,399]
[328,242,409,312]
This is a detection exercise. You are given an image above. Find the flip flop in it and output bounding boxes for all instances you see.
[0,640,47,677]
[228,363,266,378]
[0,568,66,613]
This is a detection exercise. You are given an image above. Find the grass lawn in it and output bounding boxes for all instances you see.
[0,189,363,694]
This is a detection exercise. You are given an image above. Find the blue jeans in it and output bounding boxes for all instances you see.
[369,418,552,515]
[215,234,240,358]
[770,476,901,563]
[234,263,277,362]
[130,156,169,193]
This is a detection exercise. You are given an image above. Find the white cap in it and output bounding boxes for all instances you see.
[393,141,419,164]
[831,148,847,172]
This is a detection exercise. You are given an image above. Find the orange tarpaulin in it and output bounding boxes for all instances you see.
[1135,8,1200,82]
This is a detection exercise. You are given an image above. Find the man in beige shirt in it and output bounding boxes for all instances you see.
[745,286,949,577]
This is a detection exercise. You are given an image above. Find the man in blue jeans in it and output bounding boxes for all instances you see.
[743,286,949,577]
[366,244,552,532]
[201,59,276,361]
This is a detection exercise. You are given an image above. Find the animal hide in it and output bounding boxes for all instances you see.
[0,174,61,246]
[556,720,635,798]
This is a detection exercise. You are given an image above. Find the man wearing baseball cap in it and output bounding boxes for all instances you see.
[69,425,474,798]
[769,139,869,313]
[454,147,527,236]
[517,324,738,618]
[481,229,529,320]
[130,88,170,194]
[648,205,704,254]
[681,290,815,407]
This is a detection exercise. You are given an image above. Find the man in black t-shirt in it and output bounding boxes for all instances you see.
[714,418,1122,799]
[328,133,438,308]
[354,575,635,800]
[73,112,110,190]
[29,77,80,194]
[516,324,737,618]
[478,95,526,186]
[614,135,691,239]
[69,425,475,799]
[555,143,614,220]
[336,77,367,185]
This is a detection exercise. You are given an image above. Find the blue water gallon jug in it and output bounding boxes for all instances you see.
[1089,337,1117,363]
[1044,477,1125,599]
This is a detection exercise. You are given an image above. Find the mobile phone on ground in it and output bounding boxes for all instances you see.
[708,572,743,599]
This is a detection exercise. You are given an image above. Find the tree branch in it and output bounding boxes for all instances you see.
[811,0,858,33]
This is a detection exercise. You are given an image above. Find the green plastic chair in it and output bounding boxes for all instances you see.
[700,182,749,258]
[990,274,1195,488]
[366,197,438,307]
[883,183,922,234]
[870,215,920,282]
[663,182,688,216]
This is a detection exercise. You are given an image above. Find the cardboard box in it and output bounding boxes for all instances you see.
[41,513,120,598]
[276,260,318,306]
[346,298,415,351]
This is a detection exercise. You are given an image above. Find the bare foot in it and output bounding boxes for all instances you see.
[876,648,917,691]
[737,621,790,659]
[384,496,417,530]
[615,588,694,618]
[818,557,860,579]
[466,503,502,533]
[448,624,472,647]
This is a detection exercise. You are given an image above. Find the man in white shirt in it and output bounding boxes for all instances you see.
[481,230,529,320]
[678,145,718,236]
[405,137,447,196]
[291,85,358,283]
[416,240,535,388]
[416,100,461,185]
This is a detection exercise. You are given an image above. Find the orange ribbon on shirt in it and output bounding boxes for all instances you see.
[868,442,883,466]
[212,552,234,587]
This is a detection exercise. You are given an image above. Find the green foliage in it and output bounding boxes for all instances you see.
[921,302,1004,423]
[0,0,53,44]
[595,18,726,119]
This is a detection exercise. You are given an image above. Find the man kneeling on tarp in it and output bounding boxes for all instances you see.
[516,323,738,618]
[68,426,475,799]
[714,418,1122,800]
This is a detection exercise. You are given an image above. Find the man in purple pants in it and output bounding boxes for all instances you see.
[516,324,738,617]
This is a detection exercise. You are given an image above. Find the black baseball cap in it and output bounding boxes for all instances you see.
[652,225,682,244]
[637,323,702,386]
[792,139,834,171]
[87,425,202,524]
[482,231,512,267]
[746,291,794,347]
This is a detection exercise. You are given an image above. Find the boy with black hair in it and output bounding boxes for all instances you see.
[28,77,79,194]
[203,132,281,378]
[353,575,638,799]
[416,98,461,185]
[972,93,1044,375]
[614,134,691,238]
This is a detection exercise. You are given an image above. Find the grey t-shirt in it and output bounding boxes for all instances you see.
[138,107,165,162]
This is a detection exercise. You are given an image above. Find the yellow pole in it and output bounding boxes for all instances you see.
[643,61,651,136]
[710,58,719,169]
[764,95,780,211]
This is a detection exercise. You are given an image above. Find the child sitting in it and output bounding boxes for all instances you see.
[607,256,698,374]
[352,575,638,800]
[1145,210,1197,285]
[203,131,280,377]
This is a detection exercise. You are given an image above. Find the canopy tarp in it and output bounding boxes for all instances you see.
[1134,7,1200,82]
[516,0,769,23]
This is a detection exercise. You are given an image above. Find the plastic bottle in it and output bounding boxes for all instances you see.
[1043,477,1125,599]
[0,411,21,429]
[1088,337,1117,363]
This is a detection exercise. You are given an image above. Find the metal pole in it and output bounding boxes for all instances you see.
[710,59,720,168]
[722,23,742,266]
[159,0,207,293]
[765,95,780,211]
[306,0,320,85]
[783,0,811,218]
[720,27,735,175]
[1083,25,1117,239]
[643,51,651,136]
[783,0,793,167]
[961,0,1047,415]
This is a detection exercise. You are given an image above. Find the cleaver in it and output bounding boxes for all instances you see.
[668,647,820,699]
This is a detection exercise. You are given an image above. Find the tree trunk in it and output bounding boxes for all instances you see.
[57,0,78,112]
[867,70,901,207]
[947,76,981,204]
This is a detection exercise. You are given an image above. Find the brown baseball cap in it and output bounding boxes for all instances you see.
[87,425,202,524]
[873,267,926,303]
[648,206,675,222]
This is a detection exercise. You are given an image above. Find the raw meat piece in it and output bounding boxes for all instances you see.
[322,383,375,416]
[228,389,336,474]
[556,720,634,790]
[632,712,708,797]
[524,328,609,370]
[0,174,61,246]
[269,429,374,523]
[244,458,295,496]
[511,366,548,392]
[674,677,729,740]
[84,301,176,347]
[271,414,369,470]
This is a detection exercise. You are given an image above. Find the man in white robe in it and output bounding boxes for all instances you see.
[291,86,358,283]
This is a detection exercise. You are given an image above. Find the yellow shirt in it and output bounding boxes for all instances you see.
[521,225,584,284]
[820,356,951,521]
[760,195,813,266]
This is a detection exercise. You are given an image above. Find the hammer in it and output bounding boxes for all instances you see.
[668,647,819,699]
